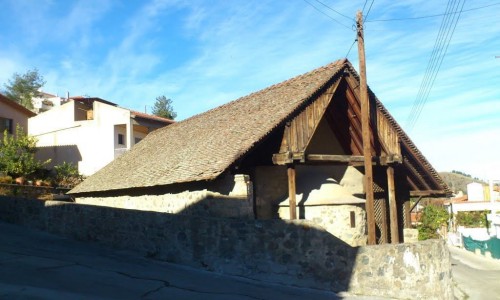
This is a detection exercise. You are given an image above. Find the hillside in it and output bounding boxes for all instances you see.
[439,172,487,195]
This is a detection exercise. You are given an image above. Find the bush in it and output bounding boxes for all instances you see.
[0,175,13,184]
[417,204,449,240]
[54,162,82,188]
[456,210,489,228]
[0,125,50,178]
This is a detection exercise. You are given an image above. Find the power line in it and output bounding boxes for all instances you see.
[408,0,457,127]
[364,0,375,22]
[407,0,459,130]
[345,39,357,58]
[313,0,353,21]
[406,0,466,131]
[302,0,351,29]
[361,0,369,15]
[366,2,496,22]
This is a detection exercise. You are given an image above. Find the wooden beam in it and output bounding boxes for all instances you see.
[357,10,376,245]
[306,154,401,165]
[287,165,297,220]
[409,196,423,213]
[387,166,399,244]
[410,190,447,197]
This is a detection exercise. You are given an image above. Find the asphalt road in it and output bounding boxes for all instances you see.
[0,221,388,300]
[449,245,500,300]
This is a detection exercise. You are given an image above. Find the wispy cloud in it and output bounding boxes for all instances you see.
[1,0,499,178]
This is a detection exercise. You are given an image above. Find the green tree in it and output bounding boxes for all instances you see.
[0,125,49,178]
[152,95,177,120]
[4,68,46,110]
[417,204,449,240]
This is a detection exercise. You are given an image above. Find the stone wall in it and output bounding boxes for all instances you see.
[76,174,253,219]
[279,204,367,246]
[0,196,453,299]
[255,165,367,246]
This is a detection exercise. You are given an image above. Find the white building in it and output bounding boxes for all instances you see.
[28,97,173,176]
[31,91,64,113]
[467,182,485,201]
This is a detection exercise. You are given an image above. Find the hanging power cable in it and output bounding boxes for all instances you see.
[313,0,353,21]
[406,0,466,131]
[302,0,352,29]
[366,2,494,22]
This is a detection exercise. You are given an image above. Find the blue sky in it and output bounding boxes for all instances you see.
[1,0,499,181]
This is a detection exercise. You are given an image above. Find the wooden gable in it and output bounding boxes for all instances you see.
[272,72,402,166]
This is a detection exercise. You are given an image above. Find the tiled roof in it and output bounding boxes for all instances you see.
[70,59,347,194]
[70,59,449,195]
[130,110,175,124]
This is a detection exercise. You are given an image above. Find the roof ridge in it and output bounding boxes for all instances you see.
[177,59,347,124]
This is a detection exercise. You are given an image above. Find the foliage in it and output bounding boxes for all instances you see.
[417,204,449,240]
[0,175,13,184]
[456,210,489,228]
[4,68,45,109]
[451,170,472,178]
[54,161,82,188]
[0,125,50,178]
[439,171,486,194]
[152,95,177,120]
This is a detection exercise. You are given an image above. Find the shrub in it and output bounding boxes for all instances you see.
[456,210,489,228]
[0,175,13,184]
[54,162,82,188]
[0,125,50,178]
[417,204,449,240]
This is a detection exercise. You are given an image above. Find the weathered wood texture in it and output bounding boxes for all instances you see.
[287,165,297,220]
[357,10,376,245]
[279,79,341,154]
[387,166,399,243]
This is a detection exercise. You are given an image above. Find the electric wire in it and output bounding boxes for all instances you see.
[406,0,466,131]
[362,0,368,14]
[345,39,357,59]
[412,0,466,129]
[366,2,495,22]
[407,0,458,130]
[302,0,352,29]
[364,0,375,22]
[313,0,353,20]
[407,0,457,128]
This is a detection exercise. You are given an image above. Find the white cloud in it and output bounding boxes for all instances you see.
[2,0,499,179]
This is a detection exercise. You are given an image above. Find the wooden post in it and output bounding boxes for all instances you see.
[287,165,297,220]
[387,166,399,243]
[357,11,376,245]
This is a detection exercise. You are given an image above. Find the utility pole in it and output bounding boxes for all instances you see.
[357,10,376,245]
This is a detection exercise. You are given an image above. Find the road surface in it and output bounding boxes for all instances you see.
[449,245,500,300]
[0,221,388,299]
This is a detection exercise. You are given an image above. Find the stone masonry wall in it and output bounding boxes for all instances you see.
[76,174,253,219]
[0,196,453,299]
[279,204,367,246]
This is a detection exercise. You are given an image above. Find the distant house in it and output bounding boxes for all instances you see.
[70,59,450,245]
[31,91,64,114]
[28,97,174,176]
[0,93,36,140]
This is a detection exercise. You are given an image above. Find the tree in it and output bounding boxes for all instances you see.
[152,96,177,120]
[4,69,46,110]
[0,125,50,179]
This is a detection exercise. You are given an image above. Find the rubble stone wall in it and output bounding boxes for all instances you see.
[0,196,453,299]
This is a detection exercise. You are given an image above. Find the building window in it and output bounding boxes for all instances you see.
[118,133,125,145]
[0,117,13,134]
[134,137,142,144]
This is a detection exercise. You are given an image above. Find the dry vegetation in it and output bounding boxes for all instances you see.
[439,171,487,195]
